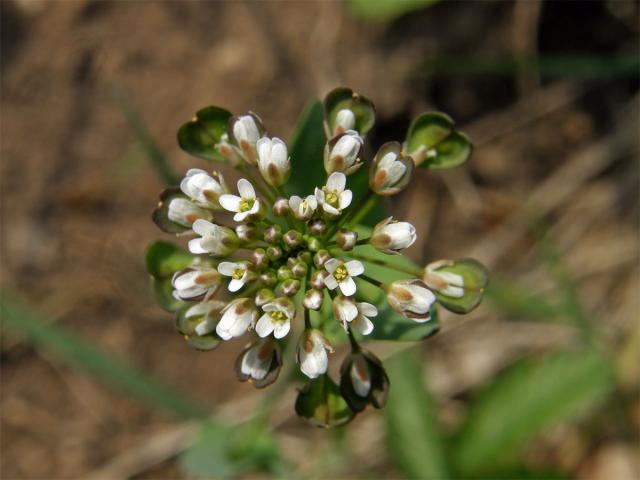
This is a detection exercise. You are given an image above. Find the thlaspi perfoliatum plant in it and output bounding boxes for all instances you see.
[146,87,488,427]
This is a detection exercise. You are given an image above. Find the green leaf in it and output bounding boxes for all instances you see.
[453,349,614,475]
[295,374,354,428]
[323,87,375,137]
[347,0,440,21]
[286,100,327,196]
[430,258,488,314]
[145,240,194,278]
[1,294,208,419]
[177,106,232,163]
[151,277,185,313]
[385,349,449,479]
[181,419,286,477]
[405,112,472,169]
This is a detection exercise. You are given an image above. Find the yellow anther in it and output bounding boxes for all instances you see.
[269,310,287,322]
[239,197,254,212]
[334,265,348,282]
[232,268,245,280]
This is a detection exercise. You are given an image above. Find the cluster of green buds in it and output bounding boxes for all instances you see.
[148,87,487,427]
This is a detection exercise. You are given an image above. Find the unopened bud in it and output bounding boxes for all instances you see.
[283,230,302,249]
[313,250,331,268]
[308,219,327,236]
[273,198,290,216]
[264,224,282,244]
[230,113,265,165]
[310,270,328,290]
[255,288,275,307]
[256,137,291,187]
[260,271,277,286]
[334,109,356,136]
[305,236,322,252]
[369,142,414,196]
[303,289,323,310]
[277,266,293,281]
[251,248,269,269]
[235,224,256,243]
[266,246,282,261]
[336,229,358,251]
[278,279,301,297]
[297,251,312,264]
[324,130,363,175]
[291,261,308,279]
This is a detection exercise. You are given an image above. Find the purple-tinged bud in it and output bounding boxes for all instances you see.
[255,288,275,307]
[303,289,323,310]
[264,225,282,244]
[277,266,293,281]
[260,271,277,286]
[310,270,328,290]
[291,261,308,279]
[336,229,358,251]
[266,246,282,261]
[369,142,414,196]
[283,230,302,249]
[235,224,256,243]
[277,279,301,297]
[308,219,327,236]
[251,248,269,269]
[324,130,364,175]
[313,249,331,268]
[273,197,290,216]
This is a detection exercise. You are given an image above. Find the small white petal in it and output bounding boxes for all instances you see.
[273,321,291,339]
[324,258,340,273]
[237,178,255,199]
[327,172,346,192]
[323,275,338,290]
[338,190,353,210]
[357,302,378,317]
[217,262,238,276]
[255,314,275,338]
[228,278,245,292]
[345,260,364,277]
[188,238,207,254]
[192,219,216,236]
[352,315,374,335]
[219,194,241,212]
[339,276,357,296]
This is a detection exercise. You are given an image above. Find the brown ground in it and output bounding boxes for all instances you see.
[1,1,638,479]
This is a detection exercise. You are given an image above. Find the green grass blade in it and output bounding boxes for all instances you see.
[385,348,449,479]
[347,0,440,21]
[452,349,614,476]
[112,86,179,186]
[1,294,208,420]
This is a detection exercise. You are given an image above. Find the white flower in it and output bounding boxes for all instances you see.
[216,298,258,340]
[324,259,364,296]
[370,217,417,254]
[167,198,211,228]
[188,219,239,257]
[256,137,291,187]
[335,109,356,135]
[423,260,465,298]
[288,195,317,221]
[315,172,353,216]
[255,297,295,339]
[332,296,377,335]
[180,168,228,209]
[171,267,220,301]
[232,114,263,165]
[219,178,261,222]
[217,261,254,292]
[386,279,436,322]
[183,300,226,336]
[324,130,363,175]
[370,142,413,196]
[297,330,334,379]
[235,339,282,387]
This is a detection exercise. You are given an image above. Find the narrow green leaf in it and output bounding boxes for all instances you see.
[385,348,449,479]
[286,100,327,196]
[145,240,194,279]
[1,294,208,419]
[347,0,440,21]
[453,349,614,475]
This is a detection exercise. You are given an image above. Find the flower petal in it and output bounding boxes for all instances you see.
[273,321,291,339]
[324,258,340,273]
[237,178,255,199]
[216,261,238,276]
[339,276,357,296]
[188,238,207,254]
[327,172,346,192]
[345,260,364,277]
[228,278,245,292]
[255,314,274,338]
[219,194,241,212]
[323,274,338,290]
[339,189,352,210]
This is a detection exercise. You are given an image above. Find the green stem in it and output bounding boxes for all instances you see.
[324,189,375,241]
[359,274,385,289]
[344,251,422,277]
[346,327,361,353]
[239,165,276,204]
[348,193,378,228]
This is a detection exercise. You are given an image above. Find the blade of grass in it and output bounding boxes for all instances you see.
[385,348,449,479]
[112,85,179,186]
[1,294,208,420]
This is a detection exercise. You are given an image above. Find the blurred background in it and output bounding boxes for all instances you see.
[1,0,638,478]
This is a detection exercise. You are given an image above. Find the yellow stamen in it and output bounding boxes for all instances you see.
[232,268,245,280]
[334,265,348,282]
[269,310,287,322]
[239,197,254,212]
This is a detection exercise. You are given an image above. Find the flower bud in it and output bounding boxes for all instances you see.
[235,224,256,243]
[234,338,282,388]
[188,220,240,257]
[217,139,243,166]
[310,270,328,290]
[167,198,212,228]
[335,109,356,135]
[229,113,265,165]
[305,236,322,252]
[255,288,275,307]
[277,266,293,281]
[336,229,358,251]
[251,248,269,269]
[313,249,331,268]
[288,195,317,221]
[283,230,302,249]
[303,289,323,310]
[324,130,363,175]
[339,350,389,412]
[369,142,414,196]
[386,279,436,322]
[260,271,277,286]
[180,169,228,209]
[171,267,220,301]
[273,197,290,216]
[277,278,301,297]
[422,258,488,314]
[297,251,312,264]
[297,329,334,379]
[264,225,282,244]
[266,246,282,261]
[308,219,327,236]
[216,298,258,340]
[256,137,291,187]
[370,217,416,254]
[291,261,308,279]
